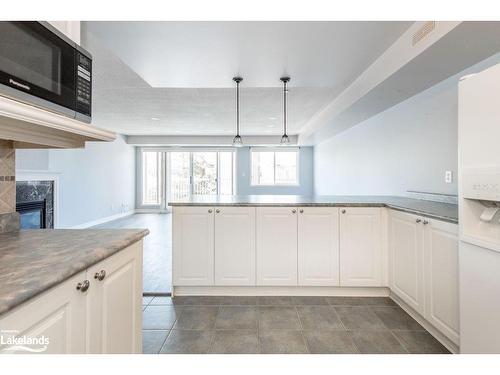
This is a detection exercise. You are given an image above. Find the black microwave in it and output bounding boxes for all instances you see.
[0,21,92,123]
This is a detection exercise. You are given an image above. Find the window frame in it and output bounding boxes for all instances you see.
[141,150,163,206]
[250,147,300,187]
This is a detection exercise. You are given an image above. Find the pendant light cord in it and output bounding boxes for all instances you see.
[232,76,243,145]
[280,77,290,140]
[236,79,240,136]
[283,79,287,136]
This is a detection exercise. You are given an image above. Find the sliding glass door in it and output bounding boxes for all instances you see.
[170,152,191,201]
[192,151,218,195]
[142,151,163,205]
[140,149,236,209]
[167,150,235,203]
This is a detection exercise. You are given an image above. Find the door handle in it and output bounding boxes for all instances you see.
[94,270,106,281]
[76,280,90,293]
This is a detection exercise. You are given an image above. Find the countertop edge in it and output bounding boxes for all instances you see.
[0,228,149,317]
[169,202,458,224]
[385,205,458,224]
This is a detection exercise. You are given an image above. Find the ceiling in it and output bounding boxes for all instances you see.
[82,21,411,136]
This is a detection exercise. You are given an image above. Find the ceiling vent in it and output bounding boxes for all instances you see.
[412,21,436,46]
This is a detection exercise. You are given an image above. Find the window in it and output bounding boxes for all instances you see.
[168,150,235,200]
[251,149,299,186]
[218,151,235,195]
[142,151,162,205]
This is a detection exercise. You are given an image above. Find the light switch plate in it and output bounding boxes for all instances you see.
[445,170,453,184]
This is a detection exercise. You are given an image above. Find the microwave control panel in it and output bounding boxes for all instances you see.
[75,52,92,116]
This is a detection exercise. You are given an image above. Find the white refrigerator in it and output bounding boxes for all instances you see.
[459,63,500,353]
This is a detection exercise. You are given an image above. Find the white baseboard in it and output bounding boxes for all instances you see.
[70,210,136,229]
[390,292,459,354]
[173,286,390,297]
[134,208,170,214]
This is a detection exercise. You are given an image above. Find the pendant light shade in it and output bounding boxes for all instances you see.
[280,76,290,145]
[232,76,243,147]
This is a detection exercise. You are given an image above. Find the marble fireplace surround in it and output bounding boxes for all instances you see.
[16,171,59,229]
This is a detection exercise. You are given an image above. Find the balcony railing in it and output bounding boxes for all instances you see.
[170,178,217,200]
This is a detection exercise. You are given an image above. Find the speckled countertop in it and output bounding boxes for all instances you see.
[169,195,458,223]
[0,229,149,316]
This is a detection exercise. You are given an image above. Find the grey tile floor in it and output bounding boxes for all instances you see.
[95,213,172,293]
[142,296,450,354]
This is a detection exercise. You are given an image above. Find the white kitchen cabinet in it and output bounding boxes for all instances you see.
[390,209,459,344]
[86,241,143,353]
[0,271,87,354]
[0,242,143,354]
[298,207,340,286]
[214,207,256,286]
[389,210,425,314]
[340,207,383,286]
[48,21,81,44]
[256,207,298,286]
[424,219,459,345]
[173,206,215,286]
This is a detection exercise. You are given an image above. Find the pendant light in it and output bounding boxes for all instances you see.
[232,76,243,146]
[280,76,290,145]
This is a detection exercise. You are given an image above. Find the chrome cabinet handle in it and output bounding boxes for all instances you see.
[341,209,346,214]
[416,218,422,223]
[76,280,90,293]
[299,209,304,214]
[215,209,220,214]
[423,220,429,225]
[208,209,213,213]
[291,209,297,214]
[94,270,106,281]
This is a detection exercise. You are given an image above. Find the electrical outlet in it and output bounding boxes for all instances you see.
[445,171,453,184]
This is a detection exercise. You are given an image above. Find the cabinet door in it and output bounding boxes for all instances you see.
[389,210,425,314]
[214,207,256,286]
[424,219,459,344]
[298,207,340,286]
[87,241,143,354]
[48,21,81,44]
[340,207,382,286]
[173,206,215,286]
[256,207,298,286]
[0,271,87,354]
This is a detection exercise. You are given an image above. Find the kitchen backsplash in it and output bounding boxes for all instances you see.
[0,140,19,233]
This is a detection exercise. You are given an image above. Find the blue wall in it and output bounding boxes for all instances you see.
[16,135,136,228]
[236,147,314,196]
[314,53,500,197]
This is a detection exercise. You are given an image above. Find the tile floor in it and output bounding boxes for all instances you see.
[142,296,450,354]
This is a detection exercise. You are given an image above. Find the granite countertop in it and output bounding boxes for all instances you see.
[0,229,149,316]
[169,195,458,223]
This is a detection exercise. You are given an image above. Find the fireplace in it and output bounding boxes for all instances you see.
[16,180,54,229]
[16,200,47,229]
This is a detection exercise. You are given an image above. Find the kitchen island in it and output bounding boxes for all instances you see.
[169,195,459,351]
[0,228,149,354]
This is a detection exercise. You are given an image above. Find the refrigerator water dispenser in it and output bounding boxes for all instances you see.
[461,167,500,250]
